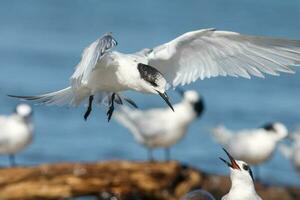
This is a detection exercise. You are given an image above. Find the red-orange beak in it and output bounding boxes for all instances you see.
[219,148,240,170]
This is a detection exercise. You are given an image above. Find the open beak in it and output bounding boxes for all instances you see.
[219,148,240,170]
[157,91,174,111]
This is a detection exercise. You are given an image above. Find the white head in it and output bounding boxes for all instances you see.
[179,90,205,118]
[220,148,255,186]
[261,122,288,140]
[137,63,173,111]
[15,104,33,119]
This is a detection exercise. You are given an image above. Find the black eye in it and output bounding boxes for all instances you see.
[243,164,249,171]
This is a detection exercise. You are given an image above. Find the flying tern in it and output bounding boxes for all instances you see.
[9,28,300,121]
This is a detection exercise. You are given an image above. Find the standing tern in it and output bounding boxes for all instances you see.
[114,90,204,160]
[279,132,300,172]
[212,122,288,179]
[9,28,300,121]
[220,148,262,200]
[0,104,33,166]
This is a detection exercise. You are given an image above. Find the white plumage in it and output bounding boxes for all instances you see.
[0,104,33,166]
[220,149,262,200]
[212,122,288,165]
[10,29,300,120]
[114,90,204,160]
[279,132,300,172]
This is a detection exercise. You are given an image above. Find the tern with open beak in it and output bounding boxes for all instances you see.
[212,122,288,179]
[220,148,262,200]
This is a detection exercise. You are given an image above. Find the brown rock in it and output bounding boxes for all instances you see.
[0,161,299,200]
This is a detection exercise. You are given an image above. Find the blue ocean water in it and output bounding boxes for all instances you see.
[0,0,300,186]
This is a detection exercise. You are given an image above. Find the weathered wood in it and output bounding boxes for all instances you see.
[0,161,299,200]
[0,161,202,200]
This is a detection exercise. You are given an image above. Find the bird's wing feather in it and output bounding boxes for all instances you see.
[71,33,117,88]
[211,125,234,146]
[146,28,300,87]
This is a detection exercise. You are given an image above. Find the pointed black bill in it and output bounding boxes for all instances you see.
[157,91,174,111]
[219,157,232,167]
[220,148,240,170]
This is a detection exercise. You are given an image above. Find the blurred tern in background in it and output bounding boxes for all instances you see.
[114,90,204,160]
[9,28,300,121]
[0,104,33,166]
[212,122,288,179]
[279,131,300,172]
[220,148,262,200]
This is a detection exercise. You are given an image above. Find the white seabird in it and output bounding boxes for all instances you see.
[9,29,300,121]
[114,90,204,160]
[220,148,262,200]
[0,104,33,166]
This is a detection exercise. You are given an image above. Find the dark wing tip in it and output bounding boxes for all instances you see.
[7,95,42,101]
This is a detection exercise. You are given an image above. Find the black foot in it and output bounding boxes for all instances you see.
[9,155,16,167]
[84,95,94,121]
[124,98,138,108]
[165,148,171,162]
[107,93,116,122]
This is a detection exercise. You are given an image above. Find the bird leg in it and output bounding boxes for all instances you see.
[148,148,154,162]
[84,95,94,121]
[9,154,16,167]
[114,94,123,105]
[124,98,138,108]
[107,93,116,122]
[165,148,171,161]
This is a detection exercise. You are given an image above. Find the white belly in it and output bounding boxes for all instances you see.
[87,65,129,93]
[0,122,32,155]
[84,52,142,93]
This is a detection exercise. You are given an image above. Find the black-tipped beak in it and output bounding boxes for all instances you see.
[219,148,240,170]
[157,91,174,111]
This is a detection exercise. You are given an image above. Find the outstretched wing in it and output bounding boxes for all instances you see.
[71,33,117,88]
[146,28,300,87]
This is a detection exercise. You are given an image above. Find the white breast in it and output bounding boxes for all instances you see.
[0,116,33,154]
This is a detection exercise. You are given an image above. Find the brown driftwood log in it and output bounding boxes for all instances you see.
[0,161,299,200]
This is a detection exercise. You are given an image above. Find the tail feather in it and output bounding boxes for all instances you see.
[211,125,233,146]
[114,106,142,139]
[8,87,83,106]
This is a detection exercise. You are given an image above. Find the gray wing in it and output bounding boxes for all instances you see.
[71,33,117,88]
[146,28,300,87]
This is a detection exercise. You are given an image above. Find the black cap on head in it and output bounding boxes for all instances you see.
[137,63,162,87]
[262,123,276,132]
[193,98,205,117]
